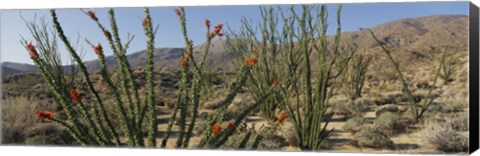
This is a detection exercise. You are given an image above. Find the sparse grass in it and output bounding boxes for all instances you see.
[342,117,366,133]
[420,120,468,152]
[330,98,369,119]
[1,96,54,144]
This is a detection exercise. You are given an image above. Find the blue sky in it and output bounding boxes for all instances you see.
[0,1,469,65]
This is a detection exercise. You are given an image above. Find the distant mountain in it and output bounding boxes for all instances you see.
[338,15,468,51]
[1,62,37,75]
[1,15,468,75]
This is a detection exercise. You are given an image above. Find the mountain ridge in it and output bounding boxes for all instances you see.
[2,14,468,75]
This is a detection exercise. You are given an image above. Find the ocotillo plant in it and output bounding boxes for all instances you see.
[438,48,457,85]
[226,5,349,150]
[158,7,270,149]
[23,8,157,147]
[342,52,371,101]
[368,29,443,122]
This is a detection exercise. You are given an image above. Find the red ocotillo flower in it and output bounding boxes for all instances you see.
[86,10,98,21]
[26,41,38,60]
[142,17,151,27]
[103,30,112,40]
[245,57,257,66]
[212,124,222,135]
[277,112,288,123]
[209,24,224,39]
[227,122,235,130]
[205,19,211,28]
[272,77,279,86]
[69,87,82,103]
[93,43,103,54]
[180,59,188,68]
[35,111,54,120]
[213,24,223,34]
[175,7,183,16]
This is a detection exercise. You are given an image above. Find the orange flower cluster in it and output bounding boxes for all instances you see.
[103,30,112,40]
[26,41,38,60]
[209,24,224,39]
[205,19,211,28]
[93,43,103,54]
[180,59,188,68]
[212,124,222,135]
[69,87,82,103]
[245,57,257,66]
[86,10,98,21]
[277,112,288,123]
[35,111,54,120]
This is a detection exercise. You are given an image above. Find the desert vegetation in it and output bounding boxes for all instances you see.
[1,4,469,154]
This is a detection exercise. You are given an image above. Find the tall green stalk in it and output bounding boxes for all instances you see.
[368,29,443,122]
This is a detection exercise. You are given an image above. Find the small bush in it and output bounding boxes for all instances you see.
[257,133,287,150]
[450,114,468,132]
[420,120,468,152]
[373,112,405,136]
[280,123,298,146]
[222,132,251,150]
[193,121,208,136]
[354,127,394,149]
[1,126,25,144]
[2,96,54,144]
[24,123,76,145]
[342,117,366,133]
[330,99,369,119]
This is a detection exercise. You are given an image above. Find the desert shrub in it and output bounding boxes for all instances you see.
[280,123,298,147]
[1,126,25,144]
[373,112,405,136]
[330,99,368,119]
[1,96,54,144]
[24,123,76,145]
[371,93,396,106]
[193,121,208,136]
[449,114,468,132]
[354,127,394,149]
[442,96,468,113]
[375,104,399,117]
[420,120,468,152]
[257,133,287,150]
[342,117,366,133]
[353,97,373,108]
[222,132,250,150]
[426,98,466,115]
